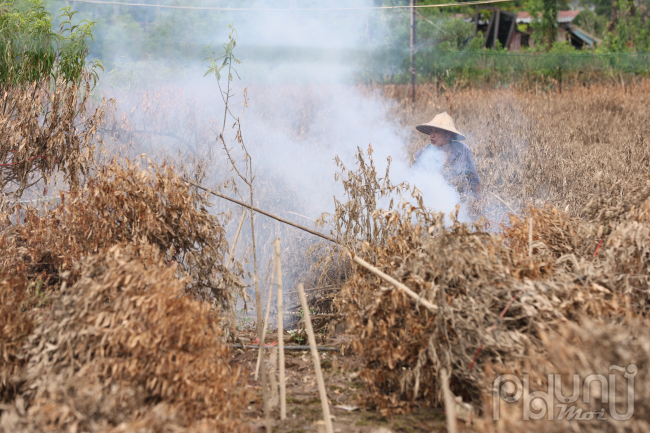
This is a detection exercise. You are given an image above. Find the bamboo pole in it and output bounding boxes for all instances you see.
[183,178,338,244]
[226,211,247,270]
[440,368,458,433]
[259,326,271,433]
[350,254,438,313]
[529,217,533,257]
[228,344,338,351]
[228,211,248,351]
[410,0,416,105]
[297,284,333,433]
[255,260,276,380]
[275,239,286,420]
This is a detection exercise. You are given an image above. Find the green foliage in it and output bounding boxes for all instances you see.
[574,7,609,39]
[525,0,558,51]
[0,0,54,85]
[541,0,559,50]
[602,0,650,52]
[0,0,101,86]
[434,17,476,51]
[57,7,102,84]
[548,39,577,54]
[203,23,241,82]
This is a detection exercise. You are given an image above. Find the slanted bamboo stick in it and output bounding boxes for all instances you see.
[255,259,276,380]
[228,344,338,351]
[226,211,247,270]
[297,283,333,433]
[183,178,338,244]
[440,368,458,433]
[350,254,438,313]
[275,239,286,420]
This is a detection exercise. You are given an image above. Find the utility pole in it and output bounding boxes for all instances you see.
[410,0,416,104]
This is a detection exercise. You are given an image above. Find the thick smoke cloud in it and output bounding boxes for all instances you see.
[93,0,466,320]
[175,0,461,218]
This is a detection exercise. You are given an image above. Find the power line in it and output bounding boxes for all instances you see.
[63,0,515,12]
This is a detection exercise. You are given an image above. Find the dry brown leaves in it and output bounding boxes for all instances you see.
[382,81,650,222]
[0,273,34,402]
[478,316,650,433]
[101,84,218,165]
[0,158,245,314]
[338,206,539,413]
[0,72,108,196]
[0,245,249,433]
[333,144,650,414]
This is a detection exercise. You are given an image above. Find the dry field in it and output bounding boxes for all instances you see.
[383,81,650,220]
[2,80,650,433]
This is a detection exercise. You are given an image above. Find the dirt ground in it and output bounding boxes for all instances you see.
[233,331,471,433]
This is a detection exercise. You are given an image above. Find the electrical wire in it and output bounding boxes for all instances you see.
[63,0,515,12]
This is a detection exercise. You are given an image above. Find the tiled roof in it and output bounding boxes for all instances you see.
[517,10,581,24]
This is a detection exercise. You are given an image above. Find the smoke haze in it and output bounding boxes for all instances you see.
[92,0,465,312]
[118,0,460,217]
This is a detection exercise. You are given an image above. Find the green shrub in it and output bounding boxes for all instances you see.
[0,0,101,85]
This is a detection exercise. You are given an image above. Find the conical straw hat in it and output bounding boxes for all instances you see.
[415,111,466,141]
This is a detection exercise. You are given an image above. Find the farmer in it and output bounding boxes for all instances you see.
[414,112,481,200]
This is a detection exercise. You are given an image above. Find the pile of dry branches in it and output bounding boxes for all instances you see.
[0,273,33,402]
[333,147,650,415]
[479,317,650,432]
[0,158,245,314]
[0,245,249,433]
[0,70,251,431]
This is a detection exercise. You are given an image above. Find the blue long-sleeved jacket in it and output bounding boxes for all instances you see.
[414,141,481,198]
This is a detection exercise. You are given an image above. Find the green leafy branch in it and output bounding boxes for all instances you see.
[203,23,241,82]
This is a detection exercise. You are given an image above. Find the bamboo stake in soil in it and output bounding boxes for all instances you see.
[297,283,333,433]
[275,239,286,420]
[247,172,269,432]
[440,368,458,433]
[529,217,533,257]
[259,311,271,433]
[227,211,248,351]
[350,253,438,313]
[255,259,276,380]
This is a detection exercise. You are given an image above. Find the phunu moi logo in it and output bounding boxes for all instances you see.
[492,364,638,421]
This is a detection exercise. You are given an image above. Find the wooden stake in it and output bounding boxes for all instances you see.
[260,349,271,433]
[440,368,458,433]
[227,211,247,349]
[226,211,247,270]
[529,217,533,258]
[297,284,333,433]
[268,347,279,409]
[410,0,416,105]
[350,254,438,313]
[255,259,276,380]
[275,239,286,420]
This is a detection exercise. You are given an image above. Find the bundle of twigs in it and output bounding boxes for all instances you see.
[327,147,650,415]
